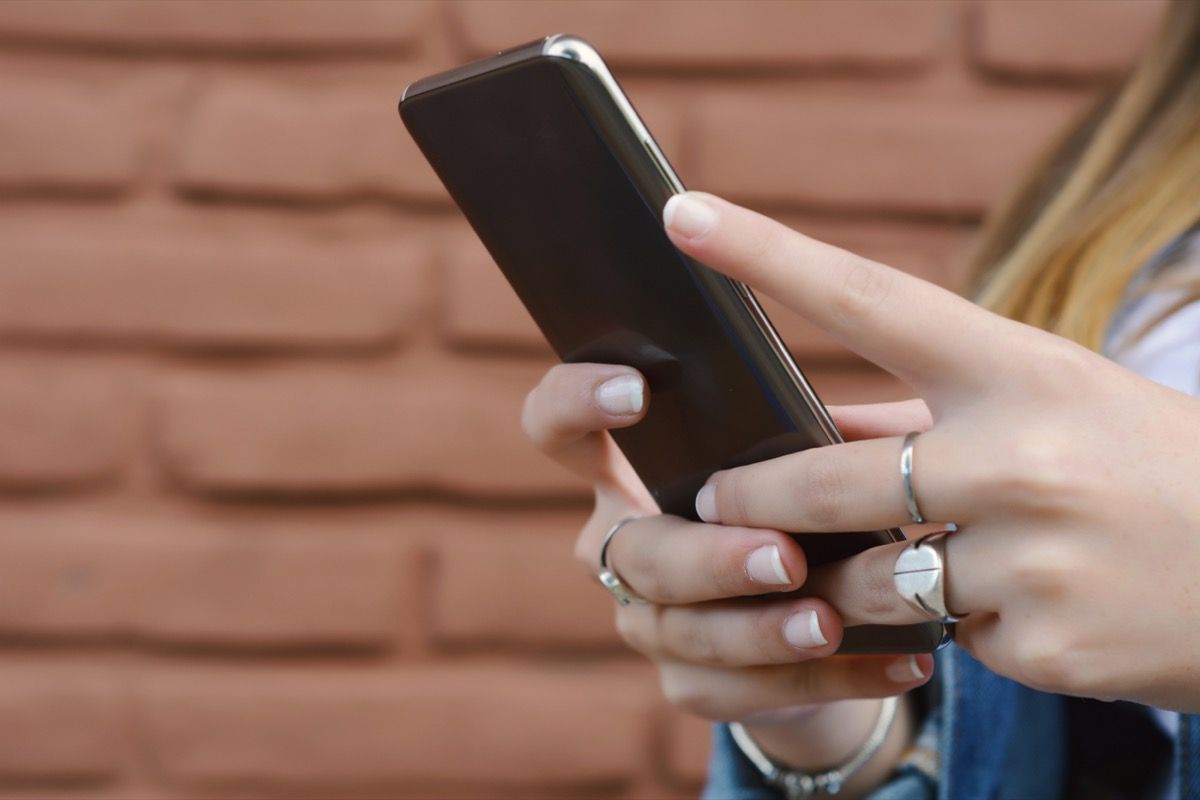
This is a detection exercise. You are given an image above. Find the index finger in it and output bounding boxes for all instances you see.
[663,192,996,394]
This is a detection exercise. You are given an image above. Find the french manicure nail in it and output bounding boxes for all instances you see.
[784,610,828,649]
[885,655,926,683]
[746,544,791,585]
[695,483,717,522]
[663,193,718,240]
[595,375,644,415]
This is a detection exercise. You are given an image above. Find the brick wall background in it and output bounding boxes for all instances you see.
[0,1,1165,798]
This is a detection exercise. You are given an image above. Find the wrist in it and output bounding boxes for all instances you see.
[736,695,916,800]
[743,698,884,771]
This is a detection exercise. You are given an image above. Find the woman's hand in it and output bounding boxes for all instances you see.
[665,190,1200,712]
[520,362,933,786]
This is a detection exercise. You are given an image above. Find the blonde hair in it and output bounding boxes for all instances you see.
[970,0,1200,350]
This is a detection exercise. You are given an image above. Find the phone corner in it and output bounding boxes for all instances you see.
[542,34,601,64]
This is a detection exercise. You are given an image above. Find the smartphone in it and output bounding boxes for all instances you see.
[399,35,946,654]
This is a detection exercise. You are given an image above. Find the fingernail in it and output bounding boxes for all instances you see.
[885,655,926,683]
[784,610,828,649]
[664,193,718,240]
[695,482,717,522]
[595,375,644,415]
[746,545,791,585]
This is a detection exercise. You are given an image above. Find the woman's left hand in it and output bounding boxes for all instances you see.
[664,191,1200,712]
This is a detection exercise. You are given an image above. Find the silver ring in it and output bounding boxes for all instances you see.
[892,531,963,623]
[900,431,927,524]
[598,517,649,606]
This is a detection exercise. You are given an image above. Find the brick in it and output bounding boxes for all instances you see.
[0,789,160,800]
[454,0,944,69]
[0,660,120,779]
[626,85,688,166]
[0,0,432,53]
[0,68,163,193]
[0,509,124,636]
[692,89,1085,216]
[664,710,712,786]
[0,788,162,800]
[140,662,654,786]
[155,359,588,498]
[620,785,699,800]
[975,0,1166,78]
[0,358,133,490]
[0,209,430,351]
[427,509,620,648]
[136,517,404,648]
[176,69,451,203]
[0,508,405,648]
[442,231,548,352]
[178,71,682,205]
[152,361,898,498]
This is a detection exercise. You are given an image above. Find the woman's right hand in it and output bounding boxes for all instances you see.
[520,362,935,777]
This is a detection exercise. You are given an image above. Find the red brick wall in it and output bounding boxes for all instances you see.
[0,1,1164,798]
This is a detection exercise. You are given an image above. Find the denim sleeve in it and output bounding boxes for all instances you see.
[702,706,940,800]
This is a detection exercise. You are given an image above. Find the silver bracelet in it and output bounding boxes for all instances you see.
[728,696,899,799]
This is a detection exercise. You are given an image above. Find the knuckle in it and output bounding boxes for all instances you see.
[522,404,568,454]
[794,454,844,529]
[614,607,654,654]
[1028,338,1094,396]
[1005,541,1077,601]
[574,515,601,570]
[665,611,722,664]
[995,432,1078,516]
[575,509,619,572]
[573,534,593,571]
[830,255,894,329]
[520,365,595,450]
[589,515,670,603]
[623,545,673,604]
[1012,627,1090,693]
[659,670,710,717]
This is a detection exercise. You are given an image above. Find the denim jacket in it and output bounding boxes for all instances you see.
[704,644,1189,800]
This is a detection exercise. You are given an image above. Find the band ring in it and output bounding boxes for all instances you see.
[598,516,650,606]
[892,531,963,624]
[900,431,927,525]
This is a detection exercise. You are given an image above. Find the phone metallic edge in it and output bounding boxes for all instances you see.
[400,34,949,654]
